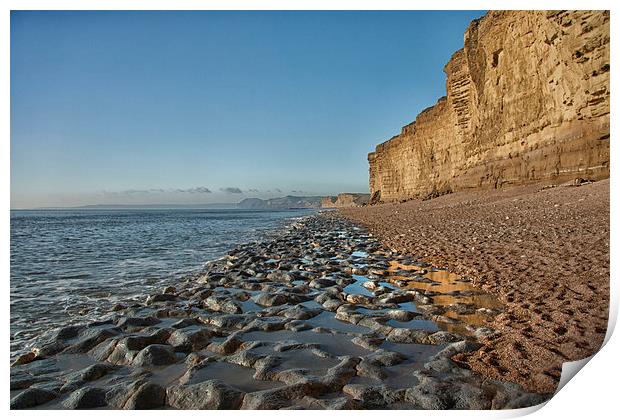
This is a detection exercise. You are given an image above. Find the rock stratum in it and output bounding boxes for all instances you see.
[368,10,610,202]
[321,193,370,208]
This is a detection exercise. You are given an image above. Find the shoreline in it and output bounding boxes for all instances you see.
[10,213,548,409]
[9,209,316,358]
[339,179,610,394]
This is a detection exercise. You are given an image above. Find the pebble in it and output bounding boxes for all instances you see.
[9,214,545,410]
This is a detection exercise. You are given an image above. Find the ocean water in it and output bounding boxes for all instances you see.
[10,208,314,356]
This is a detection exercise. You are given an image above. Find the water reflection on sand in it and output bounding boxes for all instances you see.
[385,261,503,336]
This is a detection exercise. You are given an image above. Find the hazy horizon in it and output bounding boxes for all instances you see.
[10,190,367,210]
[11,10,485,208]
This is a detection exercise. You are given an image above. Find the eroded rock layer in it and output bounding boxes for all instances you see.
[369,10,610,202]
[10,216,547,409]
[321,193,370,208]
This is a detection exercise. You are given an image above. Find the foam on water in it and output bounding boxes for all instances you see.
[10,208,314,356]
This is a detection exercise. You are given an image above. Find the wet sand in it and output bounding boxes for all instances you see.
[339,179,610,394]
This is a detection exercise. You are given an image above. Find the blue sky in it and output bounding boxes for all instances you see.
[11,10,485,208]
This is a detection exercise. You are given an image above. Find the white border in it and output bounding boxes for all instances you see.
[4,1,617,419]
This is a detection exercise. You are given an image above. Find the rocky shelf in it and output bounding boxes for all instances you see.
[10,214,550,409]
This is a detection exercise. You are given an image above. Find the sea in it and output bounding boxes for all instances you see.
[10,208,314,357]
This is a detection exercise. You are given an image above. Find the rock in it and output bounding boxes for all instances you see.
[145,293,178,305]
[423,357,457,373]
[89,338,120,362]
[251,293,289,307]
[346,294,373,305]
[116,317,160,330]
[184,352,205,369]
[367,349,406,366]
[62,327,120,353]
[308,278,336,288]
[111,303,127,311]
[241,383,321,409]
[72,363,117,382]
[387,328,429,344]
[404,381,451,409]
[335,311,365,325]
[105,331,171,365]
[377,292,413,304]
[285,320,313,332]
[252,356,282,381]
[132,344,177,367]
[351,335,383,350]
[10,371,41,390]
[200,313,250,329]
[167,380,245,409]
[314,292,336,304]
[305,396,363,409]
[386,309,416,321]
[162,286,177,294]
[167,327,213,352]
[63,387,107,409]
[245,317,287,332]
[500,390,550,409]
[428,330,462,344]
[321,356,360,391]
[452,382,493,409]
[279,305,321,320]
[417,304,445,315]
[361,280,378,289]
[342,384,398,409]
[356,360,386,380]
[10,387,57,409]
[203,295,242,314]
[448,303,477,315]
[61,364,117,394]
[311,348,332,359]
[11,358,59,377]
[122,382,166,409]
[367,11,609,202]
[207,335,242,355]
[434,340,483,359]
[170,318,201,329]
[11,351,37,367]
[274,341,320,352]
[322,298,344,311]
[225,349,264,368]
[474,326,496,338]
[33,340,67,357]
[357,317,393,334]
[54,325,85,340]
[266,270,294,282]
[274,368,314,385]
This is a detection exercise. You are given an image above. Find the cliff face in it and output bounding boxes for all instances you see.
[369,10,610,202]
[321,193,370,208]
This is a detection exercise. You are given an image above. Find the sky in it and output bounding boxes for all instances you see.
[11,10,485,208]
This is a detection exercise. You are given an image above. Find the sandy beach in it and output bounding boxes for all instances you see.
[339,179,610,394]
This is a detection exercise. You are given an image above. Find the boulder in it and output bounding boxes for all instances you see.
[10,387,57,409]
[63,387,107,409]
[123,382,166,409]
[166,380,245,409]
[132,344,177,367]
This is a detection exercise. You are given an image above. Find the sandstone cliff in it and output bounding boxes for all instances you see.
[321,193,370,208]
[369,10,610,202]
